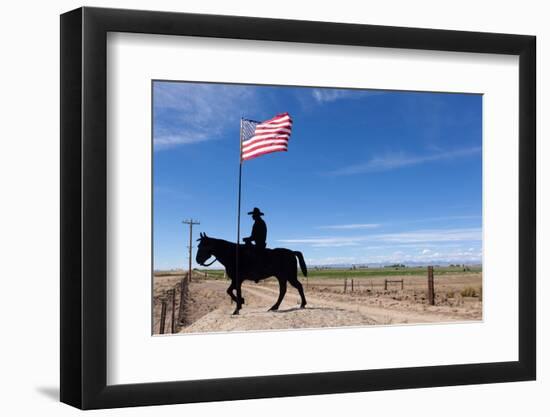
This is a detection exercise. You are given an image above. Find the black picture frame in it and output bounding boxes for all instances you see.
[60,6,536,410]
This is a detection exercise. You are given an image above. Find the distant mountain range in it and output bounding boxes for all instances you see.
[308,261,482,269]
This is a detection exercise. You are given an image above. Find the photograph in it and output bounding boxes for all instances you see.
[152,81,483,335]
[0,0,542,413]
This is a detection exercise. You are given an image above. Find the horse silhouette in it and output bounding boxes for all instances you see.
[196,233,307,315]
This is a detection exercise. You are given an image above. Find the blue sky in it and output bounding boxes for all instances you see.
[153,81,482,270]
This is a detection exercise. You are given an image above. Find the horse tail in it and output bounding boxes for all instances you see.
[294,251,308,277]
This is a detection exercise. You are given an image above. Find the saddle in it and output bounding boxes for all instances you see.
[241,244,269,282]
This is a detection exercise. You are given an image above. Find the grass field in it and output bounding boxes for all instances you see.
[305,265,481,279]
[191,265,482,280]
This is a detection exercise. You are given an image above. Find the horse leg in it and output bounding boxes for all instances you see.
[289,277,307,308]
[226,282,238,304]
[233,278,243,315]
[226,281,245,305]
[269,279,287,311]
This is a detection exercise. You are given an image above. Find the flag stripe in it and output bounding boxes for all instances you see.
[260,114,291,124]
[243,136,290,149]
[242,133,290,148]
[244,143,288,155]
[241,112,292,161]
[242,139,289,153]
[242,144,288,160]
[242,145,288,161]
[254,126,292,133]
[255,122,292,130]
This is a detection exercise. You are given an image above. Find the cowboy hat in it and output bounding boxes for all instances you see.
[247,207,264,216]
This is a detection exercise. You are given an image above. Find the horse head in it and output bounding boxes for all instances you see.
[196,232,214,266]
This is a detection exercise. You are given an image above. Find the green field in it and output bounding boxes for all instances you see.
[305,266,481,279]
[196,265,482,280]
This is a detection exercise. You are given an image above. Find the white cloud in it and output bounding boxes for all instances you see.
[304,256,357,266]
[279,227,481,248]
[311,242,361,248]
[405,215,481,224]
[281,236,366,247]
[153,82,261,150]
[327,147,481,176]
[317,223,380,230]
[305,248,482,266]
[311,88,387,104]
[301,229,483,266]
[311,89,354,103]
[374,228,481,243]
[153,131,211,148]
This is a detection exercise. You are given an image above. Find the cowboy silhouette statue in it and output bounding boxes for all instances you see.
[243,207,267,249]
[196,207,308,315]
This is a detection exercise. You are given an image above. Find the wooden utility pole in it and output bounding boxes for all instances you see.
[427,266,435,305]
[169,288,176,334]
[182,219,200,282]
[159,300,167,334]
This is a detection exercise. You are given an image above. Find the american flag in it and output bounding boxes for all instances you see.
[241,112,293,161]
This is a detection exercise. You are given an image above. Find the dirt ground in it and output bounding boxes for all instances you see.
[153,272,482,335]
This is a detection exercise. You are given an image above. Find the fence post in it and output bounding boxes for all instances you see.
[401,279,404,290]
[170,288,176,333]
[384,279,388,291]
[351,279,354,292]
[159,300,167,334]
[427,266,435,305]
[344,279,347,293]
[178,273,189,325]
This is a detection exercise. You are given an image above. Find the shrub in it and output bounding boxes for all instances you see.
[460,287,477,297]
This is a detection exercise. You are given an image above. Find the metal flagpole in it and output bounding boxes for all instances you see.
[235,118,244,313]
